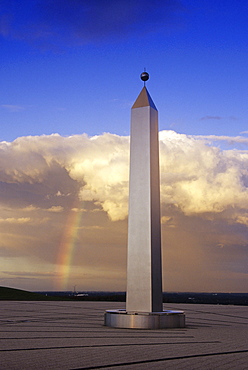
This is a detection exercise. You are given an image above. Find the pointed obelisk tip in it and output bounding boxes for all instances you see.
[140,71,149,84]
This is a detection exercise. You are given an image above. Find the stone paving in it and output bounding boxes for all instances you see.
[0,301,247,369]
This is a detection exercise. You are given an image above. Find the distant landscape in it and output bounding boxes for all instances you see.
[1,286,248,305]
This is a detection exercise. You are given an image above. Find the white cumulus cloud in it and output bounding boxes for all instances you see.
[1,130,248,223]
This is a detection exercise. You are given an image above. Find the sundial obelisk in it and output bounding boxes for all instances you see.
[105,72,185,329]
[126,71,163,313]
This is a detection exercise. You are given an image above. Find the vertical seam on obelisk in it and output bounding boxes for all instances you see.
[150,106,155,312]
[150,106,162,312]
[149,107,153,312]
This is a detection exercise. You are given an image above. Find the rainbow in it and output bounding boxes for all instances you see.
[56,207,83,291]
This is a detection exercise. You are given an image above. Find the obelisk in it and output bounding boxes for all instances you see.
[126,72,163,313]
[104,72,185,329]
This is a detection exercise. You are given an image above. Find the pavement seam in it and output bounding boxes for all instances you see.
[71,349,248,370]
[0,340,220,351]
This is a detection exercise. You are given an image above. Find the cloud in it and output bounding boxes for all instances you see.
[160,131,248,216]
[0,0,185,48]
[1,130,248,221]
[193,134,248,145]
[200,116,238,122]
[0,130,248,292]
[2,271,58,278]
[200,115,222,121]
[46,206,64,213]
[0,217,31,224]
[0,104,25,112]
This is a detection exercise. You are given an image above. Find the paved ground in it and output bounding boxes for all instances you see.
[0,301,247,369]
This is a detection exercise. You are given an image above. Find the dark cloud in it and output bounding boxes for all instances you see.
[200,116,239,122]
[0,161,81,209]
[0,0,185,47]
[200,115,222,121]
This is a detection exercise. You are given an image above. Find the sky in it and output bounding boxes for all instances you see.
[0,0,248,293]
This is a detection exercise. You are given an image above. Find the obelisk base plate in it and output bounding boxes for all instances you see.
[104,309,185,329]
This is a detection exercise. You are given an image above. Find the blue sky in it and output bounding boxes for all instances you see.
[1,1,248,292]
[1,0,248,141]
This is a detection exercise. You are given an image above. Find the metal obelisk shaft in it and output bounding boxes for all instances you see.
[105,79,185,329]
[126,87,163,313]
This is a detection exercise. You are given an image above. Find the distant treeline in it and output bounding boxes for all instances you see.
[42,291,248,306]
[1,286,247,305]
[163,292,248,306]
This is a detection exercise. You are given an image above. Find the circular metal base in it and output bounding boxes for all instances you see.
[104,309,185,329]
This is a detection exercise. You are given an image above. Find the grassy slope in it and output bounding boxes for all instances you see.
[0,286,57,300]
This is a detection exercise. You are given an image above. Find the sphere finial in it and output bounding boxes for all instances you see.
[140,71,149,84]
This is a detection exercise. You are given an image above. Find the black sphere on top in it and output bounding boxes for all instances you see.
[140,72,149,82]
